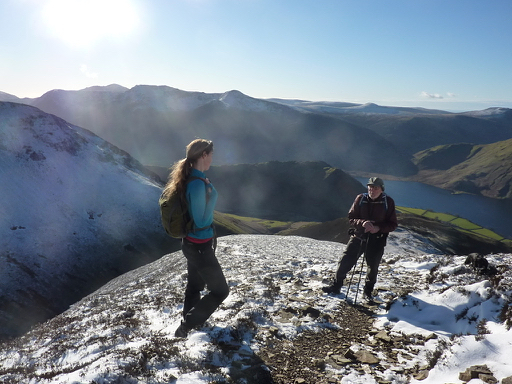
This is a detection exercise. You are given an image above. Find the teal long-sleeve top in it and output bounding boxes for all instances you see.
[185,168,217,240]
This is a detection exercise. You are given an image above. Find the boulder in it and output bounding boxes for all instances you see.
[459,365,497,383]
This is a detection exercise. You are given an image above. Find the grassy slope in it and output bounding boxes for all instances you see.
[396,207,508,242]
[214,208,512,256]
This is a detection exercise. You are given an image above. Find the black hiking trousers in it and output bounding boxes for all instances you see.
[334,233,387,293]
[181,238,229,329]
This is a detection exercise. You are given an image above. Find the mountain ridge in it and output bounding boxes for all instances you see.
[3,84,512,182]
[0,101,175,339]
[0,85,451,176]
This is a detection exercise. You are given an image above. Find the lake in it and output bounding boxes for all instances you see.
[355,178,512,239]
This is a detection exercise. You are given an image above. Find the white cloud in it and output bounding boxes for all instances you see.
[421,91,443,99]
[420,91,457,99]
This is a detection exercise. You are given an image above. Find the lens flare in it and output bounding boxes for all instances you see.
[42,0,140,47]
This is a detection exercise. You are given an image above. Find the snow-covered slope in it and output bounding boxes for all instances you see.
[0,233,510,384]
[462,107,511,117]
[0,102,173,339]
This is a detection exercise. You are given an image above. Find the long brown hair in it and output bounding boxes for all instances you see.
[161,139,213,199]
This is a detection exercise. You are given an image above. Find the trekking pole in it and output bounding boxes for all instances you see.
[353,234,369,305]
[345,235,367,303]
[345,259,358,302]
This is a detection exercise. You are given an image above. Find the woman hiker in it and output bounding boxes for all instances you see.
[162,139,229,338]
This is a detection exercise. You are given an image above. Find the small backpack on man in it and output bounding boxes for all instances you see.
[159,176,207,238]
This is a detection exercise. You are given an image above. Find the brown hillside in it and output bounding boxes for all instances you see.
[412,139,512,198]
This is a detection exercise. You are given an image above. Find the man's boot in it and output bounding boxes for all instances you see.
[322,283,342,294]
[174,321,191,338]
[363,285,374,301]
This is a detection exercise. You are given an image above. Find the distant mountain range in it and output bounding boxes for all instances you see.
[1,101,510,340]
[0,86,437,176]
[293,101,512,156]
[2,84,511,195]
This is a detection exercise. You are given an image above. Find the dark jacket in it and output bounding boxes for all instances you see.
[348,193,398,238]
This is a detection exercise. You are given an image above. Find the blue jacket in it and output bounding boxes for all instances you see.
[185,168,217,239]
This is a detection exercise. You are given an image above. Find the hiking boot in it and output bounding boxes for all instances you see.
[322,284,341,294]
[174,322,190,338]
[363,288,374,301]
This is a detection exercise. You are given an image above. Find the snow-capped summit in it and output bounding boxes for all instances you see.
[218,90,274,112]
[0,102,173,339]
[462,107,512,117]
[272,99,449,116]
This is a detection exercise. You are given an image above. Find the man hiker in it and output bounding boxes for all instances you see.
[322,177,398,300]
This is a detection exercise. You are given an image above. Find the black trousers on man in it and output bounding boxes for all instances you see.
[334,233,387,294]
[181,238,229,329]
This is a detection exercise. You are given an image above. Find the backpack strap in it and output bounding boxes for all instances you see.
[359,192,388,211]
[359,193,369,207]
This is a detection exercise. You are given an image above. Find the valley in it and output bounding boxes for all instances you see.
[3,84,511,200]
[1,86,512,342]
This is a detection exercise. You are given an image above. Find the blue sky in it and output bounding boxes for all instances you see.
[1,0,511,111]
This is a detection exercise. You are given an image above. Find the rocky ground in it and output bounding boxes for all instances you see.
[1,234,511,384]
[259,301,378,384]
[217,290,436,384]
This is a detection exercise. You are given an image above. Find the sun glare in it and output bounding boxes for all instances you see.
[43,0,139,47]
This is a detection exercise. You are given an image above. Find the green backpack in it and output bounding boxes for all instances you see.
[159,176,208,238]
